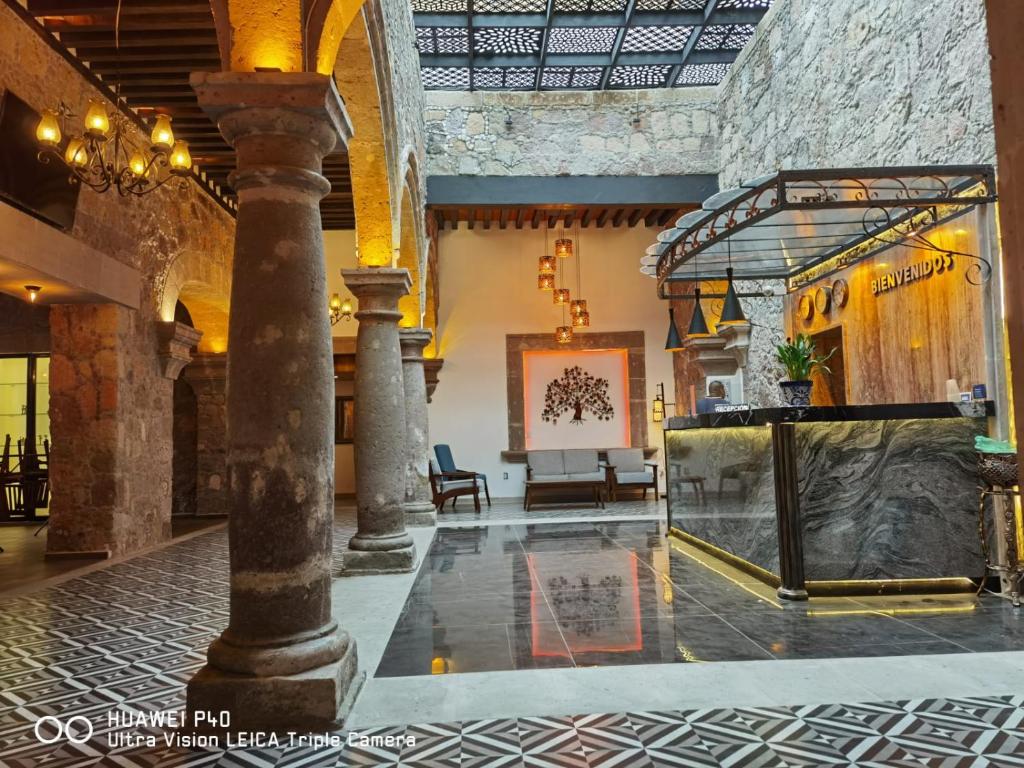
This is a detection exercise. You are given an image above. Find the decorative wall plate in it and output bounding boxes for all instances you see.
[832,278,850,308]
[814,286,832,314]
[798,293,813,322]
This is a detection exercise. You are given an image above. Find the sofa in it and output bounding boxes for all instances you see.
[524,449,608,509]
[605,448,658,500]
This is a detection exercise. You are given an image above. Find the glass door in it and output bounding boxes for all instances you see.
[0,354,51,518]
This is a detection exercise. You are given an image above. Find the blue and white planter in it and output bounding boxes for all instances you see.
[779,380,813,407]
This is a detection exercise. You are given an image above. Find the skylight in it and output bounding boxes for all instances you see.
[412,0,773,90]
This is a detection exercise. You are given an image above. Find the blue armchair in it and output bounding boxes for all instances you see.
[434,444,491,507]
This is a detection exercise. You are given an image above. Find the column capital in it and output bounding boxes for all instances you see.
[399,328,433,361]
[190,71,353,153]
[342,268,411,321]
[183,352,228,386]
[156,321,202,380]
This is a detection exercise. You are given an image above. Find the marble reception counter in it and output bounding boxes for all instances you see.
[663,402,992,598]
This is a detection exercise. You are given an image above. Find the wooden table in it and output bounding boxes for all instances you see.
[524,479,607,511]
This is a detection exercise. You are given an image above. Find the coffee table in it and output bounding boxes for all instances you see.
[524,479,607,511]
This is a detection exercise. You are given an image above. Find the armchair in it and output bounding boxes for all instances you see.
[605,448,658,501]
[434,444,491,507]
[429,459,481,513]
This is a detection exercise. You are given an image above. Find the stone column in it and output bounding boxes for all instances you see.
[341,269,417,573]
[186,71,359,731]
[399,328,435,526]
[182,354,228,517]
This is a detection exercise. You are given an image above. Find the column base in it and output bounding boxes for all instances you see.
[404,501,437,527]
[186,634,361,733]
[341,543,417,575]
[777,586,809,601]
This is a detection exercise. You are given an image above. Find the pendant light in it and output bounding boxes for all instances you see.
[569,220,590,326]
[718,239,747,326]
[664,307,685,351]
[538,224,555,290]
[686,287,712,338]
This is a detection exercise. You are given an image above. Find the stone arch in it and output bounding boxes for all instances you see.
[395,149,428,327]
[333,3,398,267]
[159,251,230,354]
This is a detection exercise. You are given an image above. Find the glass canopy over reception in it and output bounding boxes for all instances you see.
[641,166,997,293]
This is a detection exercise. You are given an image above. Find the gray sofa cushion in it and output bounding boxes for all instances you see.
[568,471,606,482]
[528,450,565,476]
[563,449,599,475]
[529,474,570,482]
[607,448,644,473]
[616,470,654,484]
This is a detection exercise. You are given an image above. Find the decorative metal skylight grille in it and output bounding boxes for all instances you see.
[413,0,769,90]
[695,23,757,50]
[421,67,471,89]
[717,0,772,9]
[609,64,671,88]
[554,0,629,12]
[676,62,730,85]
[546,26,618,53]
[474,0,547,12]
[474,67,538,88]
[620,25,693,52]
[541,66,605,88]
[416,27,469,55]
[411,0,468,11]
[474,26,543,54]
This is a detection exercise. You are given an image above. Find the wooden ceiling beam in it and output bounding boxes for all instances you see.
[57,29,218,46]
[90,60,220,73]
[39,12,213,31]
[74,45,220,61]
[596,208,611,227]
[28,0,210,14]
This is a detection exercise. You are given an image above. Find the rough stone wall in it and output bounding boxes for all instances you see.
[424,89,719,176]
[717,0,995,187]
[1,3,235,552]
[711,0,994,406]
[183,355,228,518]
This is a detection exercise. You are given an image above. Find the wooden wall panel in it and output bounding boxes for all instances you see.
[785,212,988,406]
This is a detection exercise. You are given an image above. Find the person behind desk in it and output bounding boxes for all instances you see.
[696,380,730,414]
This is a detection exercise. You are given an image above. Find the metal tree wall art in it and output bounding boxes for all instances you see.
[541,366,615,425]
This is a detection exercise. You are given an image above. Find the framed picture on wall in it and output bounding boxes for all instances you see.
[335,396,354,444]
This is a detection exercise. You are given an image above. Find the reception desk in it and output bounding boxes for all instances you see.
[663,402,992,598]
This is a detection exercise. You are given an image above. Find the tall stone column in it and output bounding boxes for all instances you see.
[341,269,417,573]
[186,72,359,731]
[399,328,436,526]
[182,353,228,517]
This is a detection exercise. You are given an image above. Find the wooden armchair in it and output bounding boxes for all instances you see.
[429,460,481,513]
[605,448,658,501]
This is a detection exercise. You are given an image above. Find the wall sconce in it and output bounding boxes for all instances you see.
[329,293,354,324]
[652,382,674,424]
[24,285,41,303]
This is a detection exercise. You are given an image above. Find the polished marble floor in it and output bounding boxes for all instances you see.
[376,520,1024,677]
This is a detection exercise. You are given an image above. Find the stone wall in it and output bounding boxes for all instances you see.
[1,2,235,553]
[424,89,719,176]
[717,0,995,187]
[0,293,49,355]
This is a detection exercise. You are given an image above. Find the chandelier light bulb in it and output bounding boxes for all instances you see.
[150,114,174,150]
[64,137,88,167]
[35,110,61,146]
[83,101,110,138]
[169,140,192,174]
[25,285,41,303]
[129,151,147,177]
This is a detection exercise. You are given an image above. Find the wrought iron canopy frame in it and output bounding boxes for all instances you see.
[647,165,998,299]
[413,0,772,91]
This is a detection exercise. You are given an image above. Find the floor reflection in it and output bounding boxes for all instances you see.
[374,521,1024,677]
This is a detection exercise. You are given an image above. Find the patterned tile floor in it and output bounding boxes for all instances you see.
[1,508,1023,766]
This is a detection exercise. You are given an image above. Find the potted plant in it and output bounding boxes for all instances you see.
[775,334,835,406]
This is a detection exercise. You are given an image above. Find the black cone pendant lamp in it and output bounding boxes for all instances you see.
[719,267,747,325]
[665,307,685,351]
[687,287,712,338]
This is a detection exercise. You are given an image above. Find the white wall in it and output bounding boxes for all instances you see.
[427,225,675,499]
[324,230,359,494]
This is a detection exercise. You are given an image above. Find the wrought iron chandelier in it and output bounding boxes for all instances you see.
[33,0,193,197]
[36,103,192,197]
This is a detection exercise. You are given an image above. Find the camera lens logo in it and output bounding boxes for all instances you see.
[34,715,94,745]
